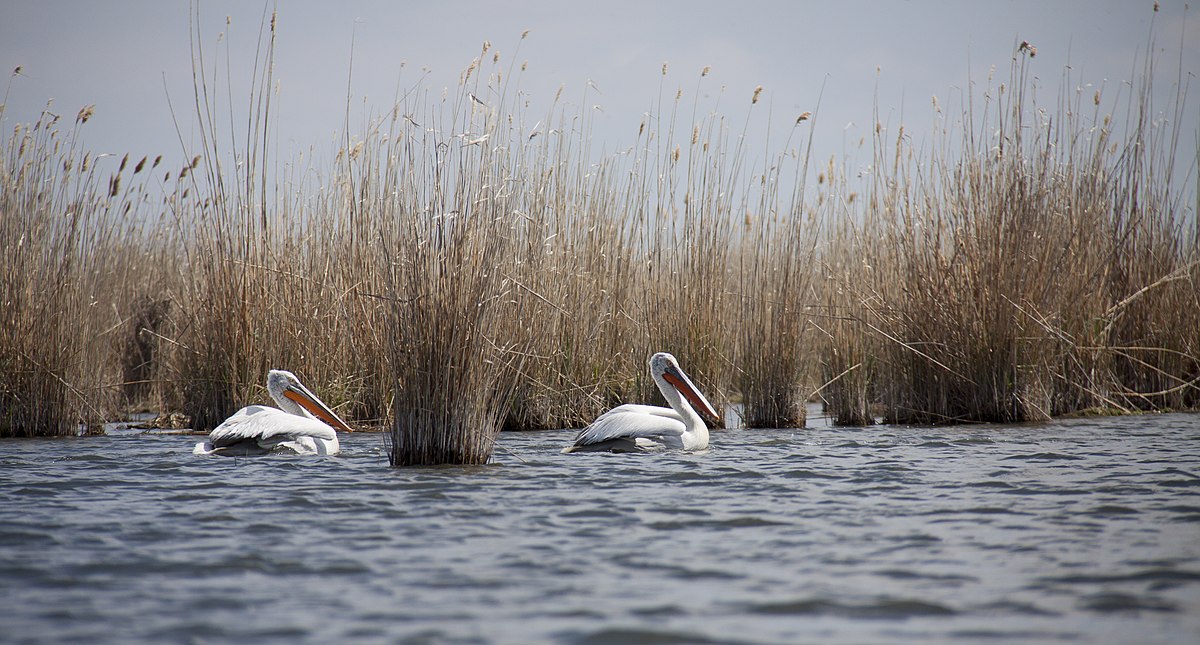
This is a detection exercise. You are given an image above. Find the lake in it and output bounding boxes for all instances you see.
[2,408,1199,643]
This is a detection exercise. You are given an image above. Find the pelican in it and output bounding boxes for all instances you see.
[564,352,721,453]
[193,369,353,456]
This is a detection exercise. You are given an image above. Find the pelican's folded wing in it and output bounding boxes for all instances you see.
[204,406,336,453]
[566,408,686,452]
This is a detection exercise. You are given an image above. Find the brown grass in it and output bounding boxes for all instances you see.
[1,15,1195,455]
[817,46,1199,424]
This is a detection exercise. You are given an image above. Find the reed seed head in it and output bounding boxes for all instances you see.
[76,104,95,123]
[752,85,762,104]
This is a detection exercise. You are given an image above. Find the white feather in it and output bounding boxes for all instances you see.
[570,407,687,451]
[193,370,348,457]
[194,406,339,456]
[565,353,718,453]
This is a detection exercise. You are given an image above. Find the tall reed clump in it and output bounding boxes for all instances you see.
[814,152,879,426]
[1088,49,1200,413]
[170,11,277,432]
[380,192,526,464]
[172,10,380,431]
[819,42,1198,423]
[732,106,821,428]
[369,41,533,464]
[0,102,95,435]
[0,88,167,435]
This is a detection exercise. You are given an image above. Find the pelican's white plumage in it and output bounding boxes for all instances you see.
[193,370,353,456]
[564,352,721,453]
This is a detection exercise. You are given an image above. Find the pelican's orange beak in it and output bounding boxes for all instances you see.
[663,369,722,426]
[284,388,355,433]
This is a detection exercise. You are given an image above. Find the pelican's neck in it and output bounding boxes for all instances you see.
[655,373,708,440]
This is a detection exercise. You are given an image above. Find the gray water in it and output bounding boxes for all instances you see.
[2,410,1199,644]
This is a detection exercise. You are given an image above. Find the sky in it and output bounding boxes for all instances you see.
[1,1,1197,199]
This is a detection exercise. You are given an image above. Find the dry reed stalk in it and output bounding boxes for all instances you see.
[732,110,822,427]
[382,209,525,463]
[0,94,168,434]
[6,13,1196,442]
[361,46,540,462]
[379,107,526,463]
[818,45,1198,424]
[0,114,80,435]
[173,7,350,431]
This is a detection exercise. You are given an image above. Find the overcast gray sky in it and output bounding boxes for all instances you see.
[2,1,1196,196]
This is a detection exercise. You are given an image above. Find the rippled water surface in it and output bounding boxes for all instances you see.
[3,411,1200,644]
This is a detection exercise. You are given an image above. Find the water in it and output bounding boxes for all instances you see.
[2,410,1199,644]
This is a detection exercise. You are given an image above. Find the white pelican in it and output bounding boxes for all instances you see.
[193,369,353,456]
[564,352,721,453]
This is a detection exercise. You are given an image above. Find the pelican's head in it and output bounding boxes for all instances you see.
[266,369,354,433]
[649,352,721,425]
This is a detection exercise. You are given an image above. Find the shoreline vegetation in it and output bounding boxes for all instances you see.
[2,14,1197,464]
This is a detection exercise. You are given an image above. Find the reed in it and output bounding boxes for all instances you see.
[731,104,823,427]
[0,106,86,435]
[168,9,383,431]
[371,47,531,463]
[168,8,265,431]
[2,12,1195,448]
[817,45,1198,424]
[0,88,172,435]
